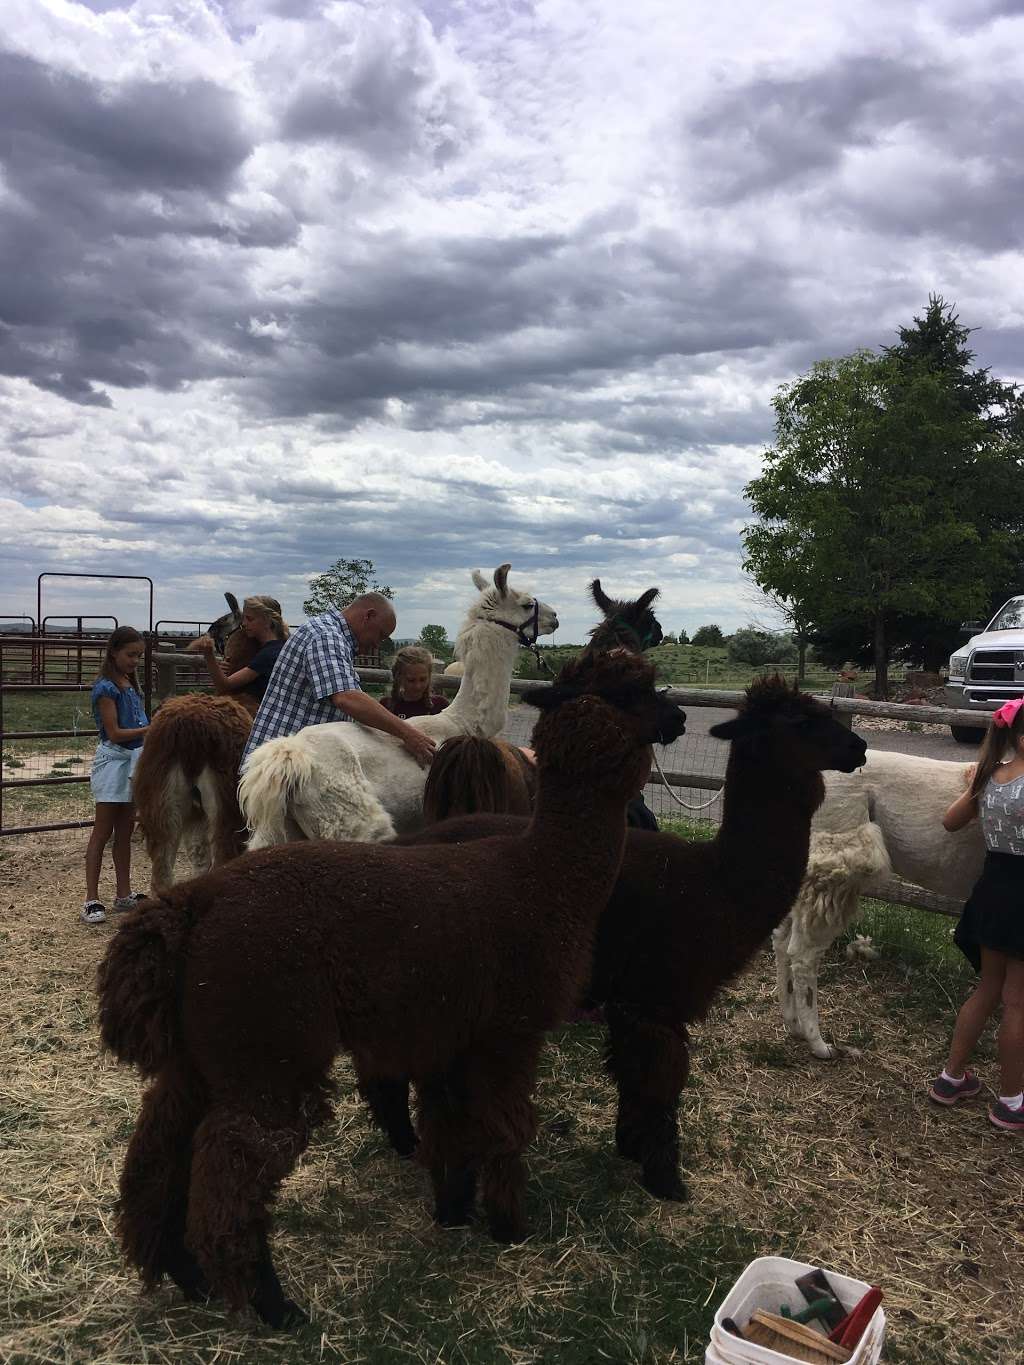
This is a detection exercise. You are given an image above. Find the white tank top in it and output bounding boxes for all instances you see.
[979,771,1024,855]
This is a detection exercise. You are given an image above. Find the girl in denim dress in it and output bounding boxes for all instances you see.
[82,627,149,924]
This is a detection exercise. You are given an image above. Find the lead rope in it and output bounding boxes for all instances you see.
[650,746,724,812]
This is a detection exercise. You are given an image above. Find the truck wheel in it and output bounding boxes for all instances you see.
[950,725,986,744]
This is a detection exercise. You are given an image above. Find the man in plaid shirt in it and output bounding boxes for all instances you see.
[241,593,436,768]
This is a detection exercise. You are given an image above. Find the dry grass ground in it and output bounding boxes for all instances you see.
[1,824,1020,1365]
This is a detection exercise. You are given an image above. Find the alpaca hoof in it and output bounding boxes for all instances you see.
[488,1214,528,1244]
[392,1133,419,1159]
[436,1208,473,1229]
[253,1294,309,1329]
[809,1042,840,1061]
[642,1170,689,1203]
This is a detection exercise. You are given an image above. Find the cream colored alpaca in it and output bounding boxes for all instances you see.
[239,565,558,847]
[773,750,985,1058]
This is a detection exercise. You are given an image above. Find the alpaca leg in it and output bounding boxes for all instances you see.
[788,944,838,1059]
[195,768,244,867]
[773,917,804,1039]
[788,884,864,1060]
[146,766,192,894]
[444,1043,541,1244]
[355,1061,417,1157]
[291,772,397,845]
[605,1007,689,1202]
[116,1059,209,1302]
[185,1099,313,1327]
[416,1071,479,1229]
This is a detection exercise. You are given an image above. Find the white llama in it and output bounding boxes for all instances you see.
[239,564,558,847]
[774,749,986,1058]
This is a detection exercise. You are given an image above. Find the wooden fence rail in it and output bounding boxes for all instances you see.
[148,656,973,919]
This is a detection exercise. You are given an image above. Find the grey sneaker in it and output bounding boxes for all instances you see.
[80,900,106,925]
[989,1100,1024,1132]
[928,1071,981,1105]
[112,892,147,912]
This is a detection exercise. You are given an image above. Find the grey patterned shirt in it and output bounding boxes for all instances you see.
[979,771,1024,856]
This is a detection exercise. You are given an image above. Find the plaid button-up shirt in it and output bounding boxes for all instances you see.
[242,609,360,764]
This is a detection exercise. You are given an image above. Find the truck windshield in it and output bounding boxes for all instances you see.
[989,598,1024,631]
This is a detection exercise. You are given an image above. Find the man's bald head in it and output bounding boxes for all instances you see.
[343,593,397,651]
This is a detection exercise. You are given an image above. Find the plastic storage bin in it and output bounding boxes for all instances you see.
[708,1257,886,1365]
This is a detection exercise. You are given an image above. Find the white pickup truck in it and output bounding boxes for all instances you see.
[945,595,1024,742]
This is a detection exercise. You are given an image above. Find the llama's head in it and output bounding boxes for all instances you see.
[463,564,558,649]
[587,580,663,654]
[207,593,243,653]
[709,675,867,776]
[185,592,243,655]
[526,651,686,794]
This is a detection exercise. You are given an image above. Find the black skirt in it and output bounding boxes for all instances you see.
[954,851,1024,971]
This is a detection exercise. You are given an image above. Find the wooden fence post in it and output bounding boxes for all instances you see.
[830,678,855,729]
[155,653,177,705]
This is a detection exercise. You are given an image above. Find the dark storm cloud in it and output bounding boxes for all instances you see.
[687,52,1024,249]
[0,47,274,406]
[0,50,252,193]
[242,227,806,424]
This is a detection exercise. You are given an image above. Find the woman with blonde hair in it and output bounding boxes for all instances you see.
[381,644,450,720]
[198,595,289,714]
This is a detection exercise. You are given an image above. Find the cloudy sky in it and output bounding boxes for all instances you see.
[2,0,1023,642]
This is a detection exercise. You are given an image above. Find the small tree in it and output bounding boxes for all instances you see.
[727,627,798,667]
[418,624,452,660]
[675,628,689,645]
[303,558,394,617]
[691,624,724,647]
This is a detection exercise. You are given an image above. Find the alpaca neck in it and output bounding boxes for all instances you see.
[714,743,824,925]
[444,621,521,736]
[528,782,629,916]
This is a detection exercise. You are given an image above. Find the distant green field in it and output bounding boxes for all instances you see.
[516,642,864,691]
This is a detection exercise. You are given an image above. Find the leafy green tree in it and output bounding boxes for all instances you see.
[418,624,452,659]
[727,627,797,667]
[303,558,394,617]
[675,628,689,645]
[691,624,724,647]
[744,313,1024,696]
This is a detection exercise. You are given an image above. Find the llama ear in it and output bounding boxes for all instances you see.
[493,563,511,596]
[709,713,760,742]
[471,570,489,592]
[224,592,240,616]
[590,578,613,615]
[636,587,660,612]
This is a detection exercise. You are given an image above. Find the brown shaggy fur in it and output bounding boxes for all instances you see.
[132,694,252,895]
[396,678,868,1203]
[96,651,686,1327]
[422,736,535,824]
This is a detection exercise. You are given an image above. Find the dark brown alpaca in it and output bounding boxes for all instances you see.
[131,694,252,894]
[394,677,867,1201]
[96,651,686,1328]
[422,736,536,823]
[587,579,663,654]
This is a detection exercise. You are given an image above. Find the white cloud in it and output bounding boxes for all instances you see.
[1,0,1022,641]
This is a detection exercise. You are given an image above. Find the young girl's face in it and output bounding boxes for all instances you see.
[114,642,145,677]
[241,609,264,637]
[400,664,431,701]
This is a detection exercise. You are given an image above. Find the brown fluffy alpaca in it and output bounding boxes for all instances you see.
[393,679,868,1202]
[131,694,252,894]
[421,735,535,824]
[96,651,686,1327]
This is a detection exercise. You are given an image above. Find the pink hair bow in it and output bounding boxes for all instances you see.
[993,698,1024,728]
